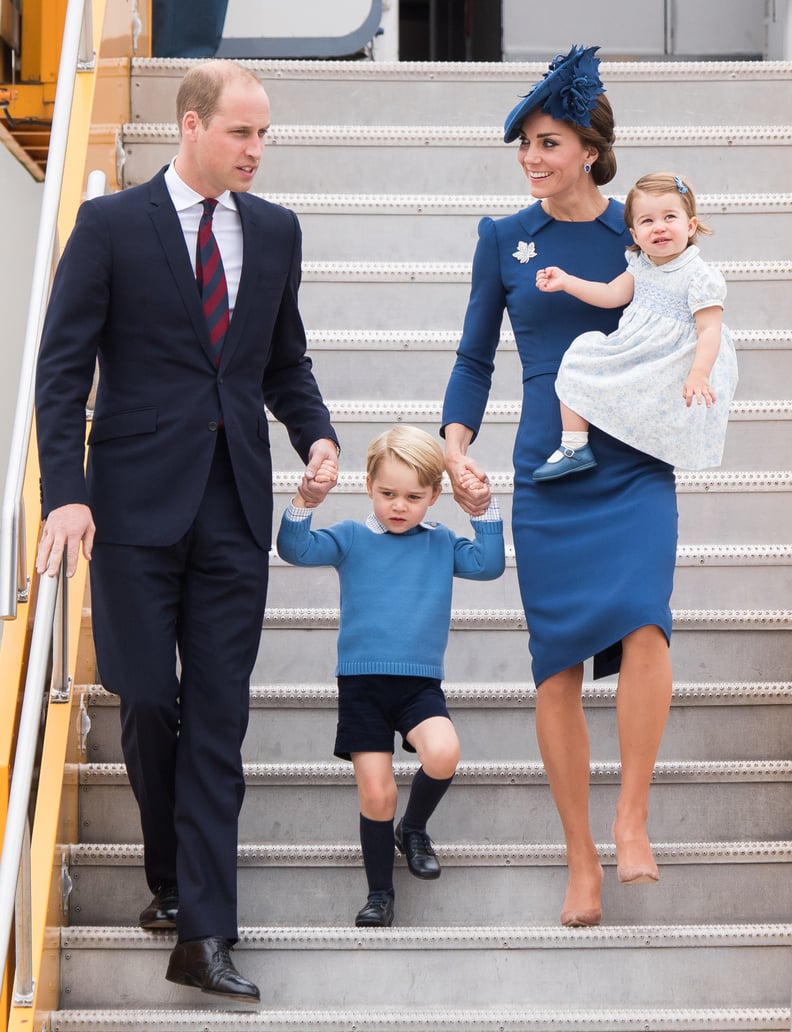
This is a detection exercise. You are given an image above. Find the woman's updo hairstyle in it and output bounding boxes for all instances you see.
[573,94,617,186]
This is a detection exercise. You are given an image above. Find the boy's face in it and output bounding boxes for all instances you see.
[366,456,441,534]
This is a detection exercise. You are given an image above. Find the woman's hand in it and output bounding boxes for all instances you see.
[446,453,491,515]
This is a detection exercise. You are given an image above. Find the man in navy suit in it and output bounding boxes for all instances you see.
[35,60,339,1003]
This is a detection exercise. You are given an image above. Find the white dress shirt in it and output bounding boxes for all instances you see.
[164,160,244,316]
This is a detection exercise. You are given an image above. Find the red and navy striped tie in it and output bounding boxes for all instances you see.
[195,198,229,365]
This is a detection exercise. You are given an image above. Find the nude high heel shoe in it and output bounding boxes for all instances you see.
[612,823,659,885]
[560,864,604,927]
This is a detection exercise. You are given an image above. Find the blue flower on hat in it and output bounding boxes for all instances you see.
[503,44,605,142]
[543,46,605,126]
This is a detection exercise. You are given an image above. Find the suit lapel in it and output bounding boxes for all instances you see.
[145,171,213,359]
[219,192,263,371]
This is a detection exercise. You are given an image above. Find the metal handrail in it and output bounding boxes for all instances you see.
[0,0,92,619]
[0,565,68,999]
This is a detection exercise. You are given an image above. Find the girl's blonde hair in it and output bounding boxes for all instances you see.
[366,426,445,491]
[624,172,712,252]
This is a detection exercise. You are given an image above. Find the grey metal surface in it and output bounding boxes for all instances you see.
[77,758,792,845]
[82,681,792,764]
[57,924,792,1009]
[121,123,792,196]
[263,193,792,263]
[264,399,792,471]
[66,842,792,927]
[129,57,792,128]
[44,1004,792,1031]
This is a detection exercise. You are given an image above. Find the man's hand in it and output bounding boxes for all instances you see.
[36,504,95,578]
[298,439,339,507]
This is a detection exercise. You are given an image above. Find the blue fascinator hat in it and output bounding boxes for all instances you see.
[503,44,605,143]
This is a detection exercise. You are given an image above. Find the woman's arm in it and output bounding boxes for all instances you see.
[443,422,492,516]
[536,267,635,309]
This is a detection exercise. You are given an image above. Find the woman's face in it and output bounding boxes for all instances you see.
[516,110,598,202]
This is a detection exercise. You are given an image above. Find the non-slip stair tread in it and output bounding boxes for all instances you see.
[68,840,792,867]
[303,328,792,346]
[45,1007,792,1032]
[123,122,792,144]
[45,1005,792,1032]
[279,399,792,417]
[266,190,792,212]
[299,259,792,279]
[59,922,792,947]
[81,679,792,706]
[77,758,792,784]
[270,470,792,490]
[130,54,792,78]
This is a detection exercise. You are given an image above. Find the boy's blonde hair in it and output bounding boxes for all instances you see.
[366,426,445,490]
[624,172,712,252]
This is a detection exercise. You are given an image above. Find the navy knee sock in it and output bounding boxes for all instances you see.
[402,767,454,832]
[359,814,395,895]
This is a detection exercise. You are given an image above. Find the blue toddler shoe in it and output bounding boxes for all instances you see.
[532,444,597,482]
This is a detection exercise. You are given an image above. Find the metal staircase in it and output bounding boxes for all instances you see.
[50,57,792,1030]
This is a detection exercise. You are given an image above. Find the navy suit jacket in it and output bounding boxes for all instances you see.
[36,168,336,550]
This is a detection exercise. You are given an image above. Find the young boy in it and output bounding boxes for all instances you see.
[276,425,504,927]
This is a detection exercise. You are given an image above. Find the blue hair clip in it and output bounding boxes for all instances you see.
[673,175,689,195]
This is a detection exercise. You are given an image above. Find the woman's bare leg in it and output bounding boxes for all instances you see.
[613,625,672,883]
[535,663,603,924]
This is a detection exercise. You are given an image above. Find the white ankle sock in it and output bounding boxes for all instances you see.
[545,431,589,463]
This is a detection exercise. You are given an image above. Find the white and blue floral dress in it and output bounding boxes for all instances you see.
[555,246,738,470]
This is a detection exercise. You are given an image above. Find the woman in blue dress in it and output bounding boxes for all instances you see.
[441,46,678,927]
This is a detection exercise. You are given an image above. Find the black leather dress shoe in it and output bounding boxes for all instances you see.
[139,884,179,930]
[166,936,260,1003]
[395,819,441,879]
[355,892,394,927]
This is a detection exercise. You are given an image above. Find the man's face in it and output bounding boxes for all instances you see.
[179,78,271,197]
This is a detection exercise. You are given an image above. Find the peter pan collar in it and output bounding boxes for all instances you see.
[516,196,627,237]
[366,513,438,535]
[640,244,701,273]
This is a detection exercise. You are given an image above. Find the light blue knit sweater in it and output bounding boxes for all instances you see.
[277,509,505,678]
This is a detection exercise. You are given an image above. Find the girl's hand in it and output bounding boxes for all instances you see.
[683,373,716,408]
[536,266,568,292]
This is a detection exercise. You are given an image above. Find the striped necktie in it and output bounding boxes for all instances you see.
[195,198,230,365]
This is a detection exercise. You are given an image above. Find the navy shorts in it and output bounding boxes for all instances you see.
[334,674,451,761]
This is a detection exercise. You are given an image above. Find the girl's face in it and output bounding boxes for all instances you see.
[366,456,441,534]
[629,190,698,265]
[516,110,598,203]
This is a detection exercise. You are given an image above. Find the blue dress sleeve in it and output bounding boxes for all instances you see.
[441,217,506,440]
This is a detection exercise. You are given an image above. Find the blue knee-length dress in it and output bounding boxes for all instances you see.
[442,199,678,687]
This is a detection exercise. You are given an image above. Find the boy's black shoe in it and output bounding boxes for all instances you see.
[355,891,394,927]
[395,819,441,879]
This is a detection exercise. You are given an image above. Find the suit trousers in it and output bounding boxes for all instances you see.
[89,431,269,942]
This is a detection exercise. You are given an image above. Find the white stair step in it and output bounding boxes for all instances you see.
[77,757,792,844]
[121,123,792,195]
[82,680,792,765]
[130,55,792,127]
[66,840,792,928]
[47,1004,792,1032]
[265,192,792,263]
[301,329,792,401]
[57,923,792,1009]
